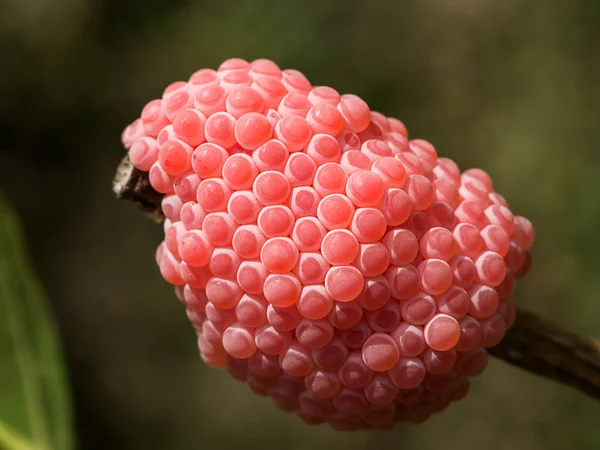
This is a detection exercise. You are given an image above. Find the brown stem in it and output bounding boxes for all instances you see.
[113,155,600,402]
[113,156,165,223]
[487,309,600,400]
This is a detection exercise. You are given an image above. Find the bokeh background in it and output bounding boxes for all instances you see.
[2,0,600,449]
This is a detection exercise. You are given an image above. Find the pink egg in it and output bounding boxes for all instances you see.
[435,285,469,319]
[196,178,232,212]
[481,224,510,256]
[313,163,348,196]
[513,216,535,250]
[281,69,312,94]
[317,194,355,230]
[267,304,302,332]
[289,186,321,218]
[390,322,426,357]
[420,227,456,262]
[172,109,206,147]
[296,319,335,349]
[362,333,400,372]
[455,200,489,230]
[140,99,169,137]
[264,273,302,307]
[236,260,269,294]
[305,369,342,399]
[294,253,330,286]
[399,292,436,325]
[454,316,483,352]
[178,230,214,267]
[354,243,390,277]
[351,208,387,243]
[321,229,360,266]
[253,170,291,205]
[180,263,212,290]
[192,142,228,178]
[433,157,461,185]
[278,93,312,118]
[251,75,286,109]
[409,139,437,168]
[337,131,362,153]
[261,237,299,273]
[383,229,419,266]
[312,337,349,370]
[417,258,453,296]
[222,153,259,190]
[424,314,461,351]
[291,216,327,251]
[173,173,201,203]
[255,325,292,355]
[474,251,507,287]
[223,323,257,359]
[307,104,344,136]
[388,357,426,390]
[121,118,147,149]
[257,205,295,237]
[386,265,421,301]
[364,301,401,332]
[193,84,227,116]
[284,152,317,186]
[404,174,434,211]
[158,139,194,176]
[161,195,183,221]
[248,351,281,378]
[308,86,341,105]
[324,266,364,302]
[328,301,364,330]
[337,94,371,133]
[425,202,456,230]
[346,170,385,207]
[206,278,243,310]
[279,341,314,376]
[433,178,460,209]
[306,133,342,166]
[385,132,409,155]
[361,139,393,162]
[379,188,413,226]
[204,112,238,148]
[129,137,159,171]
[189,69,218,87]
[226,86,265,118]
[357,121,384,143]
[220,70,253,94]
[479,313,507,347]
[252,138,289,172]
[297,284,334,320]
[421,348,457,375]
[372,157,407,189]
[351,277,388,312]
[232,225,266,258]
[234,112,273,150]
[338,350,374,388]
[462,168,493,192]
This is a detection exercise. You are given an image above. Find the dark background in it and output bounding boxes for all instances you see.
[1,0,600,449]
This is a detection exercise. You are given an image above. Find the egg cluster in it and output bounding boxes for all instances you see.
[121,58,535,430]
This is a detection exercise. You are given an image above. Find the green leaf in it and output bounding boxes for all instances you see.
[0,194,74,450]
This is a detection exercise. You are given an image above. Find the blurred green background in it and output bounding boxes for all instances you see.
[1,0,600,449]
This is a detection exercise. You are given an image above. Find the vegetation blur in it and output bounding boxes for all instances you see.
[1,0,599,449]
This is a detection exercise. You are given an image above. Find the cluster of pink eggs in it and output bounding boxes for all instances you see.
[121,58,535,430]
